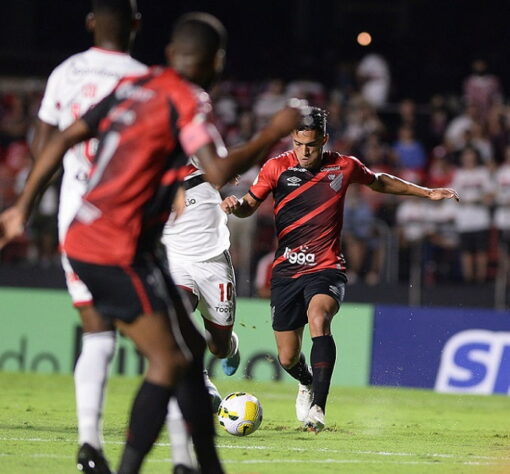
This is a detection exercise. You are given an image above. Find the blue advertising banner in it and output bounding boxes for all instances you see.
[370,305,510,395]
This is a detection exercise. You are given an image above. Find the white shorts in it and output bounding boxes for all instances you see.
[167,250,236,327]
[61,253,93,307]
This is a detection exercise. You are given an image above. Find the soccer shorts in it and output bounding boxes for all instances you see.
[270,269,347,331]
[167,250,236,327]
[458,230,490,253]
[61,253,93,307]
[68,255,178,323]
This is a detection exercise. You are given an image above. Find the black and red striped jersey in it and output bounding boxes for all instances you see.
[63,66,219,266]
[249,150,376,278]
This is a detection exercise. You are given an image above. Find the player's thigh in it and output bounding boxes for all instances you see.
[116,311,187,385]
[167,257,200,310]
[196,252,236,328]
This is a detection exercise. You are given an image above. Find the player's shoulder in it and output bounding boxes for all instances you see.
[262,150,295,171]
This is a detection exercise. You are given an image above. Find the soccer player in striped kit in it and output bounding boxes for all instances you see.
[221,107,459,432]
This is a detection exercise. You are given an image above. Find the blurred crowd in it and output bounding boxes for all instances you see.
[1,55,510,296]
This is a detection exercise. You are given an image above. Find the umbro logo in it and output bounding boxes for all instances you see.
[287,176,302,186]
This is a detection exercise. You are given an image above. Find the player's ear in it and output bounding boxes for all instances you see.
[214,49,226,74]
[85,12,95,33]
[132,12,142,33]
[322,134,329,146]
[165,43,175,64]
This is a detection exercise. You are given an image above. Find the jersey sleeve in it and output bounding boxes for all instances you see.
[350,156,376,185]
[38,63,65,126]
[249,159,278,201]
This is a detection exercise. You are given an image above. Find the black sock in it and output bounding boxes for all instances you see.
[280,353,313,386]
[118,380,172,474]
[310,335,336,412]
[176,359,223,474]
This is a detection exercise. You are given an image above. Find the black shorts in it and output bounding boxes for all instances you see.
[68,255,178,323]
[459,230,490,253]
[270,269,347,332]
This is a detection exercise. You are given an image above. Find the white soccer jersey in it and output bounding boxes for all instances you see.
[450,167,493,232]
[494,163,510,231]
[161,158,230,262]
[38,47,147,242]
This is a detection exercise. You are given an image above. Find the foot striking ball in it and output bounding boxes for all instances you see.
[217,392,263,436]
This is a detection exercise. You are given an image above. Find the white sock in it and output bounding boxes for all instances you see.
[226,332,239,359]
[167,397,196,468]
[74,331,115,449]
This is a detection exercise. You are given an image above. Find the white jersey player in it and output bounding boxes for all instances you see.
[161,155,240,377]
[30,3,147,472]
[38,46,147,304]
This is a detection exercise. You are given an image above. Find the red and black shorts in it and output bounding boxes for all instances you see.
[68,254,179,323]
[270,269,347,332]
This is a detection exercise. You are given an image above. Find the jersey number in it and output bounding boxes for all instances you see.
[71,103,97,162]
[219,282,233,302]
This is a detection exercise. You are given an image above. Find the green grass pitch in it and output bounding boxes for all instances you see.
[0,372,509,473]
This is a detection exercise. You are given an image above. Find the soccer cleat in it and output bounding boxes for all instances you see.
[295,383,313,422]
[203,370,222,413]
[221,333,240,376]
[304,404,325,433]
[76,443,112,474]
[173,464,199,474]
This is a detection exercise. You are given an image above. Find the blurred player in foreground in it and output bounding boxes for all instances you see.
[0,12,301,474]
[221,107,459,433]
[29,1,146,471]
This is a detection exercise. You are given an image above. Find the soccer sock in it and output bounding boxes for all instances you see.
[280,353,313,386]
[226,331,239,358]
[118,380,173,474]
[310,335,337,412]
[166,397,196,468]
[176,359,223,474]
[74,331,115,449]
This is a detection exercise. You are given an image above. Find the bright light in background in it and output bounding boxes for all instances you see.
[357,31,372,46]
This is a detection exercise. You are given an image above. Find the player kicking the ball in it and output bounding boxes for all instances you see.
[221,107,459,432]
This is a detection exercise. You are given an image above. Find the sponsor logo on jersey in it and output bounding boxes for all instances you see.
[329,173,343,192]
[115,83,155,102]
[435,329,510,395]
[320,166,342,171]
[283,246,316,265]
[288,167,308,172]
[286,176,302,186]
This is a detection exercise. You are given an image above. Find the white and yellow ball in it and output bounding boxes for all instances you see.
[217,392,263,436]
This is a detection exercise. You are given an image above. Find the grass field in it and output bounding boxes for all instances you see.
[1,372,510,474]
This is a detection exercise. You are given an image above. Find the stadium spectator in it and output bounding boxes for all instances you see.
[463,58,503,120]
[355,52,391,109]
[220,107,458,434]
[451,146,494,283]
[391,124,427,175]
[253,78,287,129]
[494,145,510,271]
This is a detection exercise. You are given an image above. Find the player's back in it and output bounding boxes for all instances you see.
[38,47,148,240]
[64,67,209,266]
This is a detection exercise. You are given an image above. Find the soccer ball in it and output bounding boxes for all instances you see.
[217,392,263,436]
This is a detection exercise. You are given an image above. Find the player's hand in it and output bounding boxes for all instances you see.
[0,206,26,249]
[428,188,460,201]
[267,106,302,138]
[220,195,243,215]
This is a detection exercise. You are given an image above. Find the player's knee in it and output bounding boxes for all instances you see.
[147,350,189,386]
[308,314,332,337]
[278,353,300,369]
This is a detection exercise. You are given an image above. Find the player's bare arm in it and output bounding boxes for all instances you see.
[196,107,301,187]
[0,119,92,248]
[368,172,460,201]
[220,193,260,218]
[30,119,59,161]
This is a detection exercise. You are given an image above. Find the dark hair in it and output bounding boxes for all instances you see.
[92,0,136,20]
[297,107,327,136]
[171,12,227,55]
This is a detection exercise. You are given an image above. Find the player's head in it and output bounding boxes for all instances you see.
[166,12,227,89]
[87,0,141,52]
[292,107,329,170]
